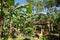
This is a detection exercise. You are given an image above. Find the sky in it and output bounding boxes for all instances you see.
[15,0,26,5]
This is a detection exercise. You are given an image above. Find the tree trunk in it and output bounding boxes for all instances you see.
[0,0,4,37]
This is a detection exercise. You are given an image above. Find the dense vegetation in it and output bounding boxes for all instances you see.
[0,0,60,40]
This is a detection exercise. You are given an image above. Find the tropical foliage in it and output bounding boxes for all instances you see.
[0,0,60,40]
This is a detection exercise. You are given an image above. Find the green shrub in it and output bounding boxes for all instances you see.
[24,27,34,36]
[16,37,23,40]
[39,35,48,40]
